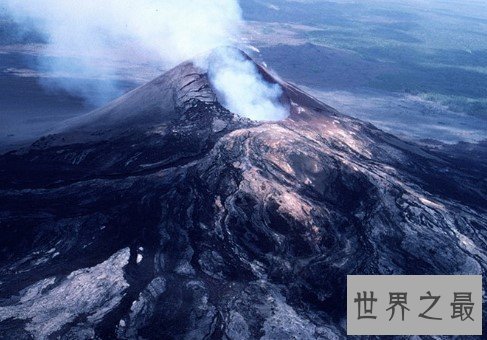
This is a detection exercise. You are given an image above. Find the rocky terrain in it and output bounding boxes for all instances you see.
[0,52,486,339]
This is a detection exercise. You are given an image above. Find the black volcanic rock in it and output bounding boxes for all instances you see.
[0,53,486,339]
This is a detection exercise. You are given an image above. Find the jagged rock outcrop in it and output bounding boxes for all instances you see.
[0,52,485,339]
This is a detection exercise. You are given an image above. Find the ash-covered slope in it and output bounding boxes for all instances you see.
[0,52,486,339]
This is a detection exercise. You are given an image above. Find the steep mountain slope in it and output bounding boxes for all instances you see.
[0,53,486,339]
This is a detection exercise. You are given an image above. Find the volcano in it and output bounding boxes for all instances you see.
[0,51,486,339]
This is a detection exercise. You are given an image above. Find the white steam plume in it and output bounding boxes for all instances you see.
[207,48,289,121]
[4,0,289,121]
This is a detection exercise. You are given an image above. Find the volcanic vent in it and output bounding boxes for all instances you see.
[205,47,291,121]
[0,52,485,339]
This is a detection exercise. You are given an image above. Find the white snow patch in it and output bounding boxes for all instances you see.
[247,45,260,53]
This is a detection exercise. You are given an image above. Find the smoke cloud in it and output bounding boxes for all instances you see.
[4,0,289,121]
[207,48,288,121]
